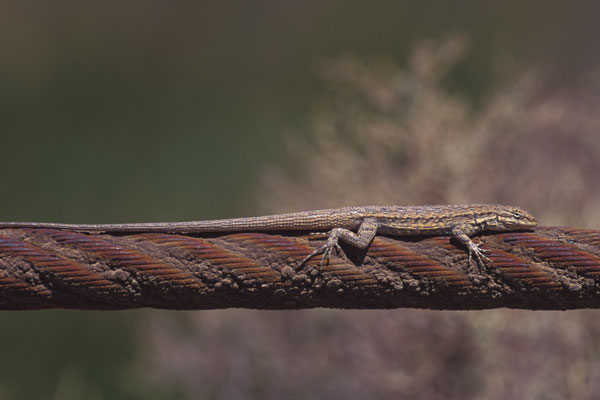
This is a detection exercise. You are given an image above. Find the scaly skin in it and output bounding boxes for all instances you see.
[0,204,537,270]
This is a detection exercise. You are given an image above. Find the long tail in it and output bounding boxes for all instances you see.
[0,209,346,233]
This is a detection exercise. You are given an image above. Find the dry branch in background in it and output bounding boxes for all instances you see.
[259,36,600,228]
[136,36,600,398]
[1,226,600,310]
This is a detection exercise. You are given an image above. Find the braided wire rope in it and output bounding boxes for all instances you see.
[1,227,599,310]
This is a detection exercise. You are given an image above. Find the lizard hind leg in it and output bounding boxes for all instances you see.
[297,219,379,270]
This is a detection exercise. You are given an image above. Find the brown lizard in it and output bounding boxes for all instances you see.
[0,204,536,270]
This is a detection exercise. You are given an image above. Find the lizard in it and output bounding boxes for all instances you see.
[0,204,537,270]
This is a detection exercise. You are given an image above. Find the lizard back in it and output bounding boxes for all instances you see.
[0,204,536,234]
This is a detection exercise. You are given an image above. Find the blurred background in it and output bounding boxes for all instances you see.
[1,2,600,399]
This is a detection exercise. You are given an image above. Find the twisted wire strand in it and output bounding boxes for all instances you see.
[1,226,599,310]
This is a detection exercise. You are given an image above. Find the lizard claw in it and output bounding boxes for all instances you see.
[468,242,491,273]
[320,248,330,267]
[319,242,341,267]
[297,239,341,271]
[297,244,327,270]
[333,242,342,255]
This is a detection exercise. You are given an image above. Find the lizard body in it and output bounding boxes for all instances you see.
[0,204,537,269]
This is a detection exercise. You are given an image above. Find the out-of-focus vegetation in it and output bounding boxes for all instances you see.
[1,2,600,399]
[259,35,600,228]
[135,36,600,399]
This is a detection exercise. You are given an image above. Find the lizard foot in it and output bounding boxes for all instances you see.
[297,236,342,271]
[468,241,492,273]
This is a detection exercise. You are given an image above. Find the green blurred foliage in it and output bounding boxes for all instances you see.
[0,1,599,398]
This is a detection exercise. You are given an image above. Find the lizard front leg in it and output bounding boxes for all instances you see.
[451,225,491,272]
[298,218,379,269]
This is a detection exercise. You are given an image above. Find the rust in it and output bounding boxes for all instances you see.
[370,237,472,288]
[229,232,378,286]
[0,235,126,306]
[499,232,600,277]
[2,226,600,310]
[132,233,280,283]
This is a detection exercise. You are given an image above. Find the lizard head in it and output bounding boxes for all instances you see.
[479,205,537,231]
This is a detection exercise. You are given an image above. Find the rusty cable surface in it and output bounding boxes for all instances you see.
[1,226,600,310]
